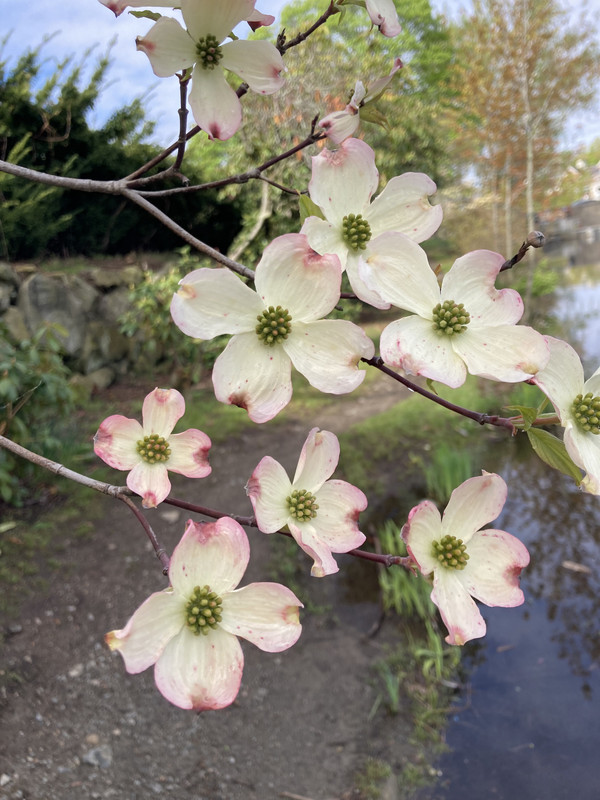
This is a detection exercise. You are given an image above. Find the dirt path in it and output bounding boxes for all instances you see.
[0,378,421,800]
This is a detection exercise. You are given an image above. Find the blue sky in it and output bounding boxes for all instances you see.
[2,0,599,151]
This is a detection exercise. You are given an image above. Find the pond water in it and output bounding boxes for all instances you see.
[418,257,600,800]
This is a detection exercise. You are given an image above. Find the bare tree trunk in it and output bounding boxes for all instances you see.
[504,150,513,257]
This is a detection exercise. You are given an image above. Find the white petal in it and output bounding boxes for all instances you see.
[168,429,211,478]
[136,17,196,77]
[247,8,275,29]
[533,336,585,420]
[301,217,349,270]
[154,626,243,710]
[246,456,292,533]
[288,521,341,577]
[346,253,391,309]
[94,415,142,470]
[380,315,467,388]
[221,40,285,95]
[319,109,360,145]
[452,325,549,383]
[255,234,341,322]
[309,480,367,552]
[170,268,260,338]
[106,589,185,674]
[189,64,242,140]
[401,499,442,575]
[142,387,184,437]
[441,251,524,326]
[366,0,402,37]
[366,173,442,243]
[292,428,340,490]
[127,462,171,508]
[460,529,529,607]
[308,138,379,225]
[182,0,253,41]
[212,333,293,423]
[564,426,600,495]
[585,364,600,396]
[284,320,374,394]
[358,232,440,315]
[220,583,302,651]
[169,518,250,597]
[431,569,486,645]
[441,473,507,544]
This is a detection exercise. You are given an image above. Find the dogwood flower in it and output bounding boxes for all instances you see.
[319,59,403,144]
[370,242,549,387]
[532,336,600,495]
[134,0,284,140]
[246,428,367,577]
[402,473,530,645]
[106,517,302,710]
[301,138,442,308]
[170,234,375,423]
[99,0,275,29]
[94,387,211,508]
[364,0,402,37]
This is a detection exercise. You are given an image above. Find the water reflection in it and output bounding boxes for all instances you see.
[416,259,600,800]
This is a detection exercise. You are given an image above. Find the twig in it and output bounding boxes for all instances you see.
[119,495,170,574]
[500,231,545,272]
[278,1,341,54]
[362,357,516,433]
[173,77,190,171]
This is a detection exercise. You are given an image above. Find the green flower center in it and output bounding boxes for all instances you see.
[432,300,471,335]
[185,585,223,636]
[572,392,600,434]
[196,34,222,69]
[342,213,372,251]
[432,534,470,570]
[256,305,292,346]
[136,434,171,464]
[286,489,319,522]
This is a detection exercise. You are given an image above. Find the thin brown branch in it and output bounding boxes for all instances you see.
[173,77,191,171]
[278,1,341,54]
[500,231,545,271]
[363,357,516,433]
[119,495,170,574]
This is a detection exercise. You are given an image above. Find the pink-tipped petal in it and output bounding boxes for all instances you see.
[441,251,524,326]
[319,108,360,145]
[358,232,440,315]
[181,0,254,41]
[127,461,171,508]
[461,529,530,607]
[441,473,507,544]
[431,570,487,645]
[366,0,402,37]
[247,8,275,29]
[364,58,403,102]
[169,518,250,597]
[106,589,185,674]
[300,217,349,270]
[246,456,292,533]
[309,138,379,224]
[284,319,374,395]
[255,234,342,322]
[142,387,185,438]
[292,428,340,490]
[380,315,467,388]
[189,64,243,140]
[154,626,243,710]
[221,40,285,95]
[94,415,143,470]
[533,336,585,419]
[168,429,212,478]
[220,583,302,651]
[366,173,442,243]
[99,0,178,16]
[288,521,341,577]
[171,268,261,339]
[212,333,293,423]
[402,499,443,575]
[452,325,549,383]
[309,480,367,552]
[136,17,196,77]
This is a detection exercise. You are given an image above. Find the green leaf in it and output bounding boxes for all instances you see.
[298,194,324,224]
[129,10,162,20]
[526,428,582,485]
[425,378,439,396]
[359,106,389,130]
[504,404,538,430]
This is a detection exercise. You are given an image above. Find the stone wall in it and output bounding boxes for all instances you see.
[0,261,146,391]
